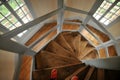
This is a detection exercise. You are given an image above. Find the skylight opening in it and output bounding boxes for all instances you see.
[93,0,120,25]
[0,0,33,37]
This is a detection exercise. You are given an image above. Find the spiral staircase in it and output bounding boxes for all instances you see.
[23,21,119,80]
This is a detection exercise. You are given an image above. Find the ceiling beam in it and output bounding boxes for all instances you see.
[57,0,65,33]
[0,24,9,33]
[0,37,36,56]
[1,8,62,39]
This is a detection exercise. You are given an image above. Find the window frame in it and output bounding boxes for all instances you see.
[0,0,33,37]
[93,0,120,26]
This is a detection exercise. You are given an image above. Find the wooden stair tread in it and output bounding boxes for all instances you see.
[62,32,80,53]
[78,47,94,60]
[84,67,95,80]
[35,51,80,69]
[79,41,88,52]
[33,63,85,80]
[65,66,89,80]
[89,68,97,80]
[82,50,98,60]
[44,40,79,61]
[97,68,105,80]
[73,35,81,57]
[54,33,74,53]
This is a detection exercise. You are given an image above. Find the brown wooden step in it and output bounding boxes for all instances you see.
[62,31,80,53]
[33,63,85,80]
[35,51,81,69]
[54,33,74,53]
[89,68,97,80]
[44,40,78,61]
[73,34,81,57]
[79,41,88,52]
[78,47,94,60]
[81,50,98,60]
[97,68,105,80]
[84,67,95,80]
[65,66,89,80]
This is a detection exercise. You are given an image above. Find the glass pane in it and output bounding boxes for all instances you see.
[14,22,22,27]
[22,17,29,23]
[16,9,24,18]
[117,2,120,7]
[0,5,10,15]
[8,0,19,10]
[104,2,112,9]
[0,14,4,21]
[1,19,11,28]
[100,18,107,23]
[95,14,101,20]
[26,13,33,21]
[100,1,106,7]
[107,0,115,3]
[111,6,119,13]
[104,20,111,25]
[21,5,29,14]
[105,12,113,19]
[110,15,118,21]
[116,10,120,15]
[99,8,106,15]
[16,0,25,5]
[9,25,16,30]
[7,14,17,24]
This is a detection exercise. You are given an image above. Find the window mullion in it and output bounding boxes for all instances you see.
[98,0,119,21]
[2,1,24,24]
[0,23,9,33]
[0,12,16,28]
[14,0,29,21]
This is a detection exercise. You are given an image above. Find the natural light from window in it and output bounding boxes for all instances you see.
[93,0,120,25]
[0,0,33,37]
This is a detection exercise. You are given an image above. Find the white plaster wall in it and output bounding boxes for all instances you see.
[0,50,18,80]
[107,21,120,38]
